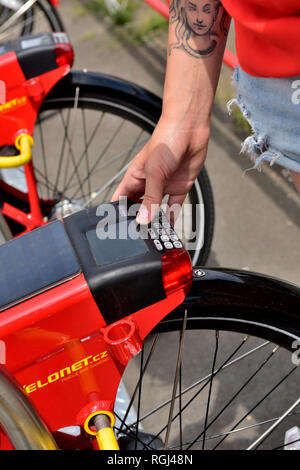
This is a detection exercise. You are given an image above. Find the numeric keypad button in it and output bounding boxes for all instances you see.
[173,241,183,249]
[164,242,173,249]
[154,239,163,251]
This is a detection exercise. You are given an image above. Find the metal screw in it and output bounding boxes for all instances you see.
[194,269,205,277]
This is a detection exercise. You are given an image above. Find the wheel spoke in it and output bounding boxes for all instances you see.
[247,397,300,450]
[36,114,49,199]
[53,108,72,196]
[134,347,144,450]
[82,160,132,207]
[34,167,57,194]
[100,128,145,202]
[50,136,148,197]
[202,330,219,450]
[213,366,298,449]
[179,360,183,450]
[69,118,125,201]
[273,435,300,450]
[135,337,268,426]
[59,88,87,203]
[117,335,159,435]
[164,310,188,449]
[113,418,155,450]
[144,335,251,447]
[166,410,300,449]
[187,345,280,449]
[62,111,105,193]
[82,109,92,200]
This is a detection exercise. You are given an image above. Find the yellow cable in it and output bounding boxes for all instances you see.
[0,134,33,168]
[84,411,120,450]
[96,427,120,450]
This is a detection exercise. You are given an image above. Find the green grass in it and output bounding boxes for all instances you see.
[80,0,168,40]
[215,88,251,135]
[229,106,251,133]
[82,0,139,26]
[132,13,168,42]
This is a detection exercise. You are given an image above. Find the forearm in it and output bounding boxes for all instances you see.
[112,3,231,221]
[161,0,230,132]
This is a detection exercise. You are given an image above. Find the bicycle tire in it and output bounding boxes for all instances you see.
[30,0,65,33]
[0,0,65,42]
[0,366,57,450]
[0,4,10,25]
[117,271,300,450]
[23,71,214,266]
[0,2,33,36]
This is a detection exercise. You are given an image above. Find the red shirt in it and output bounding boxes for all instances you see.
[221,0,300,77]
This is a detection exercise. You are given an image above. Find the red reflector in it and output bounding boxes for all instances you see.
[162,249,193,296]
[55,43,74,68]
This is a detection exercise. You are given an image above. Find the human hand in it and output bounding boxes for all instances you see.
[111,118,210,224]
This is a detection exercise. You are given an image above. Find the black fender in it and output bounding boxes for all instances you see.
[42,70,162,129]
[161,268,300,350]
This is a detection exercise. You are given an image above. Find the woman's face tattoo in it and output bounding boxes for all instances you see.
[169,0,229,58]
[184,0,218,37]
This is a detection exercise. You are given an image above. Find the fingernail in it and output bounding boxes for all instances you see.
[136,205,149,225]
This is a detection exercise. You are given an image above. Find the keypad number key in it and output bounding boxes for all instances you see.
[173,241,183,249]
[164,242,173,250]
[154,239,163,251]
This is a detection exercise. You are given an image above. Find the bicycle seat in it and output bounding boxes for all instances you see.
[0,220,80,311]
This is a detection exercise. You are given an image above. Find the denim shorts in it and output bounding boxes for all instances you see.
[228,66,300,174]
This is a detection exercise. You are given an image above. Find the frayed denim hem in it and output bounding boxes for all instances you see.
[227,94,300,174]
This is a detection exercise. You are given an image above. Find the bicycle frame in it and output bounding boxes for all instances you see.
[0,163,46,232]
[0,35,73,234]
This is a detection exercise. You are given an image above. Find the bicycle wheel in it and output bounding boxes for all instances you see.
[0,0,65,42]
[0,366,57,449]
[3,71,213,265]
[116,284,300,451]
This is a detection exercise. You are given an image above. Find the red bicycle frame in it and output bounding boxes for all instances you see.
[0,37,74,235]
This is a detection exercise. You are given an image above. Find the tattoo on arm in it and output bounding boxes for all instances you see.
[169,0,230,58]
